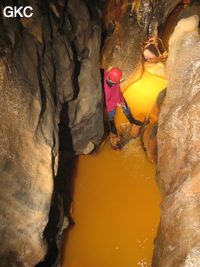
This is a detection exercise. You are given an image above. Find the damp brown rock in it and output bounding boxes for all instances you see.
[141,88,166,164]
[101,0,182,90]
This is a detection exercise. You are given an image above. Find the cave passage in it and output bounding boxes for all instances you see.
[61,72,167,267]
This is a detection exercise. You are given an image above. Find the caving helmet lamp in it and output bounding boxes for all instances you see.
[106,67,122,83]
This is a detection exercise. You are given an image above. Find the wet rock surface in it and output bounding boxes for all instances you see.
[0,0,103,266]
[177,0,200,22]
[101,0,181,90]
[153,15,200,266]
[141,88,166,164]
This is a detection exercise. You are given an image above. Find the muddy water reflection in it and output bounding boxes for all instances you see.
[62,72,167,267]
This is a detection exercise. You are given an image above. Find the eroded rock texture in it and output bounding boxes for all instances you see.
[153,15,200,266]
[178,0,200,22]
[0,0,103,266]
[141,88,166,164]
[101,0,182,90]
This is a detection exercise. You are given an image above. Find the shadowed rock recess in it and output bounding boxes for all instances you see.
[0,0,103,266]
[153,15,200,267]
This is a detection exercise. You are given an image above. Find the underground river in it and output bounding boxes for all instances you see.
[61,71,167,267]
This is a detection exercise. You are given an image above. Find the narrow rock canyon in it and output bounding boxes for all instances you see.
[0,0,199,266]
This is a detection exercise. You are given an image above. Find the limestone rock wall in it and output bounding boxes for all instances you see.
[0,0,103,266]
[153,15,200,266]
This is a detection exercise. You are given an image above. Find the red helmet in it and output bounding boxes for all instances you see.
[106,67,122,83]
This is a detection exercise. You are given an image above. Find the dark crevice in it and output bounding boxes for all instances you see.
[70,42,81,101]
[59,102,74,152]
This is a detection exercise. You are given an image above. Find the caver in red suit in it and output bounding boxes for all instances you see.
[103,68,143,135]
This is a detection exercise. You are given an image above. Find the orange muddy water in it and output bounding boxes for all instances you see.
[61,71,167,267]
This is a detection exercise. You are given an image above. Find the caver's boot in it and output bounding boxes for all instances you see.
[108,119,121,150]
[109,119,117,135]
[125,113,143,126]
